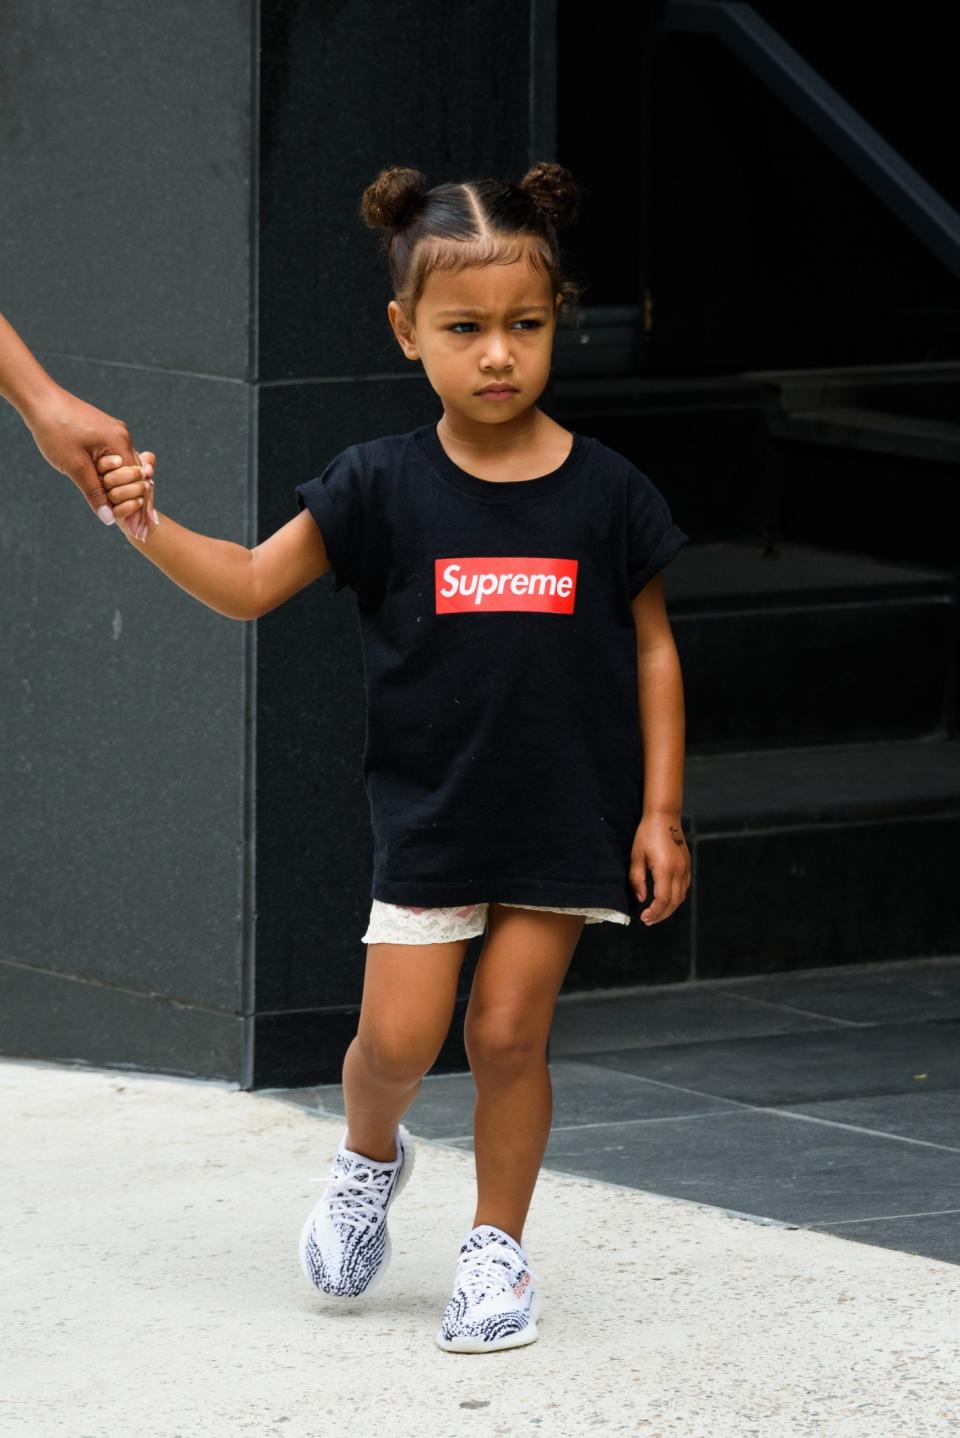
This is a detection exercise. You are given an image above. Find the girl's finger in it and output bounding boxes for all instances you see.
[133,449,154,480]
[108,482,149,505]
[102,466,143,490]
[99,448,153,481]
[116,496,146,516]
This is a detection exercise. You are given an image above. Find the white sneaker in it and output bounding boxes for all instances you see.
[299,1123,416,1298]
[435,1223,543,1352]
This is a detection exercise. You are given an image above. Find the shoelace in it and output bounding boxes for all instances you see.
[308,1163,392,1233]
[456,1243,536,1305]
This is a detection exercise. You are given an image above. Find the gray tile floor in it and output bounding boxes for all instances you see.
[266,955,960,1266]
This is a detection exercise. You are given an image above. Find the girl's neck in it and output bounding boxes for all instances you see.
[434,409,574,482]
[437,406,557,460]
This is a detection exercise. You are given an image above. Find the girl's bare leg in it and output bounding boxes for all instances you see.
[463,905,585,1246]
[342,937,469,1162]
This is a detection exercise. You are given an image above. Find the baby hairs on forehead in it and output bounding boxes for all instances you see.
[359,160,586,333]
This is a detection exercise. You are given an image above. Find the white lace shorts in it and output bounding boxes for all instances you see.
[361,898,631,945]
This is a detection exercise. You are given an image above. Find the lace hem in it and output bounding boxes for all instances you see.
[361,898,631,945]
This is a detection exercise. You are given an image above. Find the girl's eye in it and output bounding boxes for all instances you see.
[448,320,543,334]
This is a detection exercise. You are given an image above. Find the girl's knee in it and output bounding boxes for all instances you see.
[464,1015,546,1072]
[354,1025,435,1086]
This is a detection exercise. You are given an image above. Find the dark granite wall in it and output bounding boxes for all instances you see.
[0,0,549,1086]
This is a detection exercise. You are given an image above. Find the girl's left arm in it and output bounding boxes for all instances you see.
[630,576,692,925]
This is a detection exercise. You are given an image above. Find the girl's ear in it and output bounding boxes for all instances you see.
[387,299,419,359]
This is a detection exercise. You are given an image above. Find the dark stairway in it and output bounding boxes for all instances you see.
[551,362,960,989]
[667,539,959,978]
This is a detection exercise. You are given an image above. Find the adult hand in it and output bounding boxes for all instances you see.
[0,310,153,529]
[25,386,154,530]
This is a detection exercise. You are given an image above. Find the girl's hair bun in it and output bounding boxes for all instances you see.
[360,166,428,233]
[519,160,583,230]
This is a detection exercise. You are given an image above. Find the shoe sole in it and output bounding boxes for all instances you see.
[434,1286,544,1353]
[299,1122,417,1299]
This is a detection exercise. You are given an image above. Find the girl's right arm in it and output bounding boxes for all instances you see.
[97,452,333,621]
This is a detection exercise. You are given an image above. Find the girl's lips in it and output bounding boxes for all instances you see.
[477,388,518,400]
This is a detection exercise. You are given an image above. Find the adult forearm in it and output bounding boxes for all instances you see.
[637,644,686,816]
[0,312,61,422]
[117,508,256,621]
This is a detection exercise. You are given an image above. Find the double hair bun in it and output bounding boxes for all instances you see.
[360,160,581,233]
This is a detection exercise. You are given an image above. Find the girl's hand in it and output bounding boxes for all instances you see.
[630,813,691,925]
[96,449,159,542]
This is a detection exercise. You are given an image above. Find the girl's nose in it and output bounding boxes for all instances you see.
[482,343,513,367]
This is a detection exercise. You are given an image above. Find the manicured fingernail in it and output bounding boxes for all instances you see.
[151,509,159,525]
[97,505,115,525]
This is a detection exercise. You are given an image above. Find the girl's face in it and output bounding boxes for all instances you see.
[388,247,562,431]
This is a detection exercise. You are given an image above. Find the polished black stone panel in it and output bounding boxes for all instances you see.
[0,2,253,377]
[250,995,474,1091]
[1,358,250,1014]
[258,1,532,382]
[0,959,241,1082]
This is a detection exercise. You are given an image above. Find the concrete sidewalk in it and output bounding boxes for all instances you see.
[2,1057,958,1438]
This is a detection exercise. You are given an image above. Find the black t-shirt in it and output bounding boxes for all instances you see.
[295,421,689,918]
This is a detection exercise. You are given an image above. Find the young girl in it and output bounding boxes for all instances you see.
[95,161,692,1355]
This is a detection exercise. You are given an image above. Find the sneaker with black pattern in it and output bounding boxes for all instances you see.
[436,1223,543,1352]
[299,1123,415,1298]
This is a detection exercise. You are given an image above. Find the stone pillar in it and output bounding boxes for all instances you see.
[1,0,545,1086]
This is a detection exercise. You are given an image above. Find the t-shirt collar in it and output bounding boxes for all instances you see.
[415,422,588,503]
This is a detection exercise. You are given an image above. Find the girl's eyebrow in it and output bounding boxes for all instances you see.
[433,305,551,317]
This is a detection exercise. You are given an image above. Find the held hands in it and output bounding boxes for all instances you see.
[25,385,151,530]
[95,449,159,542]
[630,813,691,925]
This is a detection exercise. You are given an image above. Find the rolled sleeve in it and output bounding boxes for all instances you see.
[626,467,689,598]
[295,446,360,596]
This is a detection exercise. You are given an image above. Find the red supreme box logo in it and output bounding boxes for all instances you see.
[435,557,578,614]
